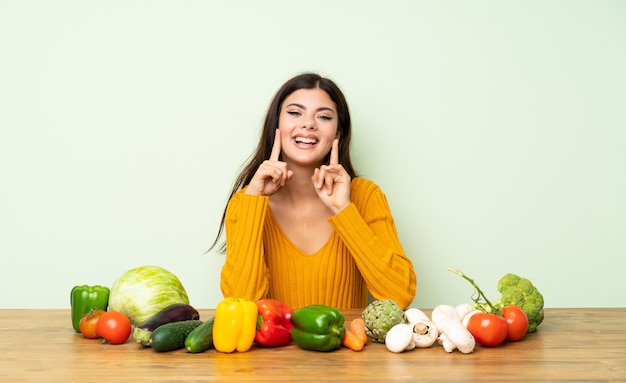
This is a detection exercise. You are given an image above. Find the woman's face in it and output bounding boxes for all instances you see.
[277,88,339,167]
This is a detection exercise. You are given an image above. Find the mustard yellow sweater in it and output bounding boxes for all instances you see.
[220,177,416,309]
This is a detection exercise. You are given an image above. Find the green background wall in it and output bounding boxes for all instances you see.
[2,1,625,309]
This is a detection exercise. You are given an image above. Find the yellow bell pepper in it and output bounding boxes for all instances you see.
[213,297,258,353]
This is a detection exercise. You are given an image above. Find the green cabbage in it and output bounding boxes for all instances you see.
[108,265,190,325]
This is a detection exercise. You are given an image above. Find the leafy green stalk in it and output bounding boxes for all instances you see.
[448,268,502,316]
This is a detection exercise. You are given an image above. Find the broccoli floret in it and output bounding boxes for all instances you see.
[496,273,545,333]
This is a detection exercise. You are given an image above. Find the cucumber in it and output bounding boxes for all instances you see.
[134,303,200,347]
[185,317,215,353]
[149,320,203,352]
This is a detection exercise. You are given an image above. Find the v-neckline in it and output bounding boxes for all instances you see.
[267,208,335,257]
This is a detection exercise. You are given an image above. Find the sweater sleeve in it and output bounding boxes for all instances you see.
[219,190,270,301]
[328,179,416,309]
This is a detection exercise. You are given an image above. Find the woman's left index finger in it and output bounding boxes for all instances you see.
[329,138,339,165]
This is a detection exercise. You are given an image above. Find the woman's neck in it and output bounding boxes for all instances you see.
[273,162,320,202]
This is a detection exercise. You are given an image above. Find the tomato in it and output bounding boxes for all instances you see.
[467,312,508,347]
[79,308,105,339]
[96,311,132,345]
[502,305,529,341]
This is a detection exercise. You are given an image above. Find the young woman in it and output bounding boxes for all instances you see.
[211,73,416,309]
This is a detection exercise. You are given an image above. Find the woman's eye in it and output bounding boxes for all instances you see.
[318,115,333,121]
[287,111,301,116]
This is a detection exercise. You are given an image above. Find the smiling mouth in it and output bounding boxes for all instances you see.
[294,137,318,145]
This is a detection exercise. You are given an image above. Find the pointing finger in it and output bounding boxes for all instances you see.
[269,129,282,161]
[329,138,339,165]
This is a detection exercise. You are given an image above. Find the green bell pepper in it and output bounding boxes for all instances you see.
[70,285,110,332]
[290,304,346,352]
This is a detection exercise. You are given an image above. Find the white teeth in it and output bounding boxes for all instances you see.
[295,137,317,144]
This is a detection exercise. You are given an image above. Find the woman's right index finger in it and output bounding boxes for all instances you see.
[269,129,282,161]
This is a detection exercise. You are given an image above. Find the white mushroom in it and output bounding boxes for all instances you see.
[455,303,474,320]
[405,308,438,348]
[412,320,438,348]
[385,323,416,353]
[431,304,475,354]
[455,303,481,328]
[405,308,430,323]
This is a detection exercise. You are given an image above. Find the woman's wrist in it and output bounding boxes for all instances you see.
[331,202,350,215]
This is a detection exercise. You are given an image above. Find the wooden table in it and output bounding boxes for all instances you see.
[1,308,624,382]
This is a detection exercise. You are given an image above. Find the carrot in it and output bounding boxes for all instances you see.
[341,319,368,351]
[349,318,368,345]
[342,328,365,351]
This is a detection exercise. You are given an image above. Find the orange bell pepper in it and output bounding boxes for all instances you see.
[213,297,258,353]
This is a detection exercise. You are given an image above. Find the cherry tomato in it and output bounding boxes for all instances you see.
[79,308,105,339]
[467,312,508,347]
[96,311,132,344]
[502,305,529,341]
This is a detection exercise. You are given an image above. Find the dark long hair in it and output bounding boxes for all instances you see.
[209,73,357,252]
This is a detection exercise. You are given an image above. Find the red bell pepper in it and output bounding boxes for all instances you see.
[255,299,293,346]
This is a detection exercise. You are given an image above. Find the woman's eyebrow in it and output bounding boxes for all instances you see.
[285,103,336,113]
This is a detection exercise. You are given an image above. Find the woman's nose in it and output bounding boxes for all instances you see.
[301,119,315,129]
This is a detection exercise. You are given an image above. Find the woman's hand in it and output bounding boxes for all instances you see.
[312,139,351,214]
[246,129,293,196]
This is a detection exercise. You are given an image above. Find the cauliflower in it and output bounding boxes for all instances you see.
[495,273,545,333]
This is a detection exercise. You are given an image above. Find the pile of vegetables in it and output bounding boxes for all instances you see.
[448,267,544,347]
[374,269,544,354]
[467,271,545,333]
[70,265,544,356]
